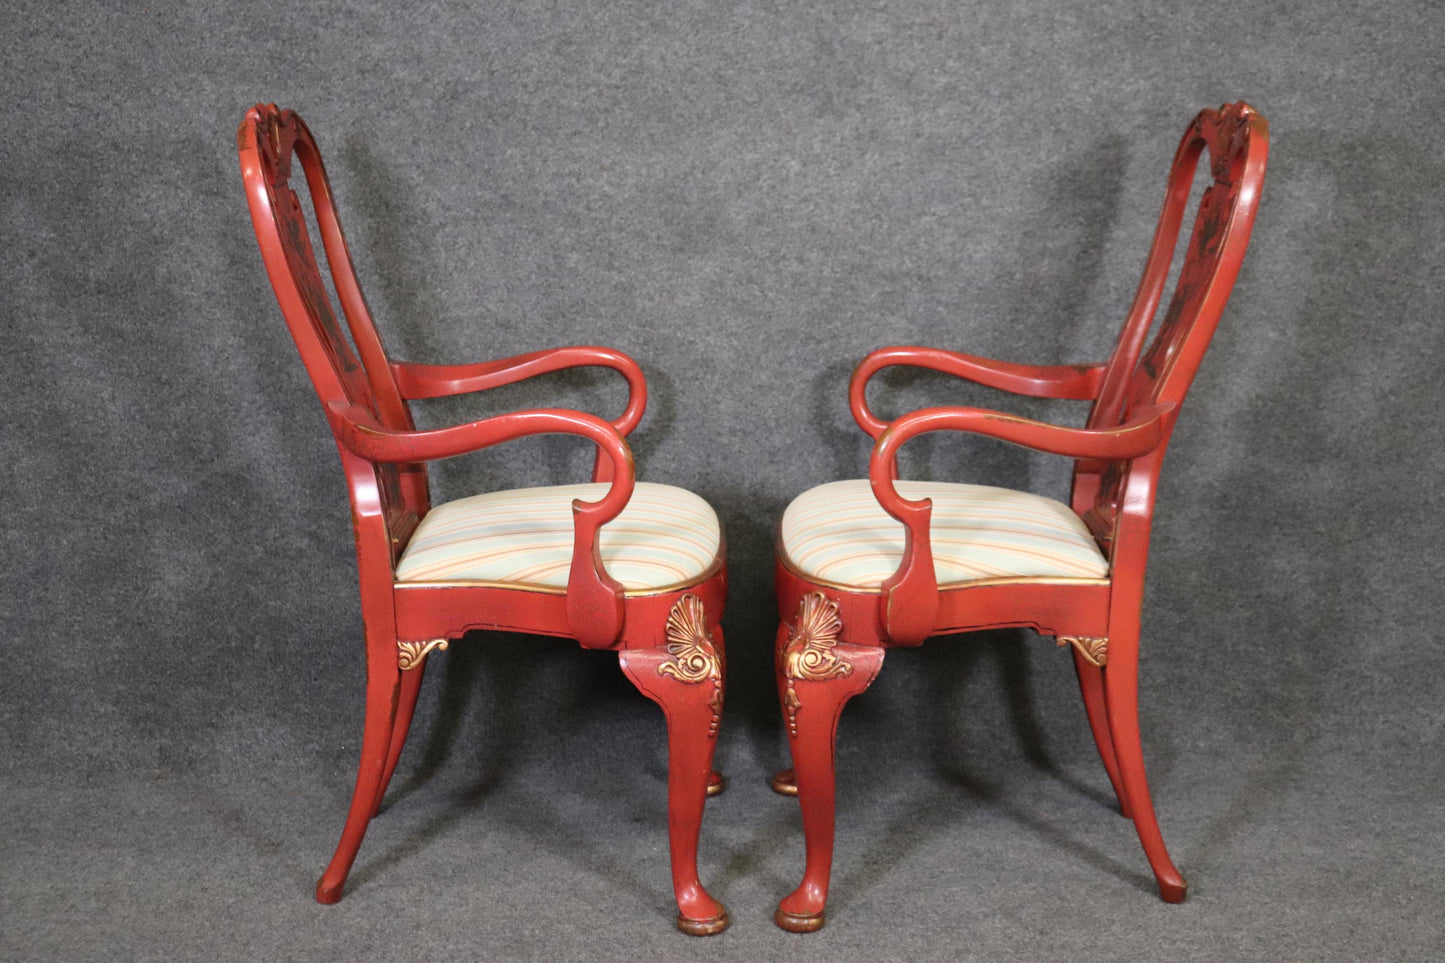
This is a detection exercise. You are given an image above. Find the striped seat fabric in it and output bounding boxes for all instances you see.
[396,482,721,593]
[780,479,1109,590]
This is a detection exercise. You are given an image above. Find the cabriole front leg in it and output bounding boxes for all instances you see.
[774,593,885,933]
[617,595,728,936]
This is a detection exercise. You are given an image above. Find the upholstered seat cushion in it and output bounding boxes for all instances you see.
[780,479,1109,589]
[396,482,721,593]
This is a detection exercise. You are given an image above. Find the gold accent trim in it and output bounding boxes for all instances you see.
[781,593,852,737]
[658,595,724,736]
[1057,635,1108,667]
[659,596,720,684]
[397,638,449,671]
[395,578,567,594]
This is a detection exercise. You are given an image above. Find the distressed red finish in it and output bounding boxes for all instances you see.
[238,105,728,935]
[772,103,1268,930]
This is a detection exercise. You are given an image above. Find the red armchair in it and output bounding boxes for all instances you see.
[770,103,1269,930]
[238,105,729,935]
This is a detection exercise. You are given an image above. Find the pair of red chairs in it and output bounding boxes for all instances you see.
[238,102,1267,934]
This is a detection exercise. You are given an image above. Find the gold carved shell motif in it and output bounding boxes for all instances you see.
[780,593,853,737]
[657,595,724,736]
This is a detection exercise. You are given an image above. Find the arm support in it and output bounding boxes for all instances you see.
[850,345,1106,438]
[328,401,635,649]
[390,345,648,436]
[866,402,1175,645]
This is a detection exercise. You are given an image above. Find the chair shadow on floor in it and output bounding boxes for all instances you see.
[825,630,1158,912]
[344,633,662,907]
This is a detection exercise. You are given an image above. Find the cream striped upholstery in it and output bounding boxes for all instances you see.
[780,479,1109,589]
[396,482,721,593]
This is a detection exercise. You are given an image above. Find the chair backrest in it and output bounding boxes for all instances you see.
[1074,102,1268,565]
[238,104,429,566]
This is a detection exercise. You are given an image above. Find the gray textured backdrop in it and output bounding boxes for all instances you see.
[3,1,1442,960]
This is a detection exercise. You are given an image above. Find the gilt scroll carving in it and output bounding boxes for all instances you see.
[658,594,725,736]
[780,593,852,737]
[1057,635,1109,667]
[396,638,449,671]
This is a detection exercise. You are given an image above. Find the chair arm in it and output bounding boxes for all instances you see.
[850,345,1106,438]
[865,402,1176,645]
[390,345,647,436]
[328,401,634,648]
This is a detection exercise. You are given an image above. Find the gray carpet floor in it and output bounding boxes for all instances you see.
[5,636,1439,961]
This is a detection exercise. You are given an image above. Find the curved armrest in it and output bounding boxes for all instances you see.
[390,345,647,436]
[866,402,1176,645]
[850,345,1106,438]
[328,401,634,649]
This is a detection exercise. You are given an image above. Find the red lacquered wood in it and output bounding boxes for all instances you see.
[619,617,729,936]
[851,348,1107,438]
[389,560,726,646]
[316,623,400,903]
[770,767,799,797]
[238,104,728,933]
[774,103,1267,927]
[1071,650,1131,819]
[868,401,1175,646]
[774,557,1112,647]
[390,347,646,483]
[774,621,885,933]
[372,660,427,818]
[390,348,645,427]
[1101,614,1187,901]
[330,401,635,646]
